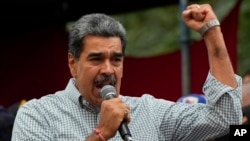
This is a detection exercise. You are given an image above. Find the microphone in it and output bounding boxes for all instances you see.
[100,85,133,141]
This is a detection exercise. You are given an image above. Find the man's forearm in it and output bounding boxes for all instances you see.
[204,26,237,88]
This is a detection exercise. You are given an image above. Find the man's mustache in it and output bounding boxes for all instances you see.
[94,75,116,86]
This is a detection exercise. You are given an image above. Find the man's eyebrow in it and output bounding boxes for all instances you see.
[87,52,123,58]
[87,52,103,58]
[113,52,123,57]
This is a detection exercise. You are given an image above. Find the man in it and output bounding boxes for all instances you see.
[242,70,250,84]
[242,70,250,123]
[12,3,242,141]
[242,82,250,108]
[0,106,15,141]
[0,99,26,141]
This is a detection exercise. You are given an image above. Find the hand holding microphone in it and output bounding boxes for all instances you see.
[99,85,132,141]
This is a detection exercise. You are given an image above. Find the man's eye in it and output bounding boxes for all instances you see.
[90,58,101,61]
[113,58,122,62]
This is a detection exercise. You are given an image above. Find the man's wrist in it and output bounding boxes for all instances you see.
[85,132,104,141]
[199,19,220,37]
[93,128,106,141]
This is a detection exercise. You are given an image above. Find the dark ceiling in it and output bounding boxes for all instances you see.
[0,0,197,36]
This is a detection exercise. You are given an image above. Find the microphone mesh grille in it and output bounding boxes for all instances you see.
[100,85,116,100]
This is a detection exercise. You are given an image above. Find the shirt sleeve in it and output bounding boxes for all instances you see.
[11,99,53,141]
[160,72,242,141]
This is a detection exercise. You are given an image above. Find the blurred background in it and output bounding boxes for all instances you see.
[0,0,248,105]
[0,0,248,140]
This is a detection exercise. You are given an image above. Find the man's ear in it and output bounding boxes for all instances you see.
[68,53,77,78]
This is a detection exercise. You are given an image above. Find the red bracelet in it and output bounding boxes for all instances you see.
[93,128,106,141]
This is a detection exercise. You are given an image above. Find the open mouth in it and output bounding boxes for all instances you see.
[94,75,116,89]
[95,83,114,89]
[95,83,115,98]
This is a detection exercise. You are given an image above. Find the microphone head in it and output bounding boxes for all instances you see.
[100,85,117,100]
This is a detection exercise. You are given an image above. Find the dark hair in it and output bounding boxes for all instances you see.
[68,13,127,59]
[242,105,250,125]
[243,69,250,78]
[0,106,15,141]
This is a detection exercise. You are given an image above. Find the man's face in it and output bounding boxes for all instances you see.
[243,75,250,84]
[68,35,124,107]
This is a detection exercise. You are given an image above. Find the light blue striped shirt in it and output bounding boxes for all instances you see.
[11,72,242,141]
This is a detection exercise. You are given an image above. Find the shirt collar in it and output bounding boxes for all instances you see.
[65,78,100,114]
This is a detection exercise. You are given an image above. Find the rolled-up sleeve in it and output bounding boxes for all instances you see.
[203,72,242,125]
[167,72,242,141]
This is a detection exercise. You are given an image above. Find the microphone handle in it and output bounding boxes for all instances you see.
[119,120,133,141]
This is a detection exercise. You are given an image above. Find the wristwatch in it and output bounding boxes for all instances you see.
[198,19,220,37]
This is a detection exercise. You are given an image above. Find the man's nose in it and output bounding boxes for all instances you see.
[101,60,114,75]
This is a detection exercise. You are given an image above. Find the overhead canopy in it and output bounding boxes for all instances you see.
[0,0,198,36]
